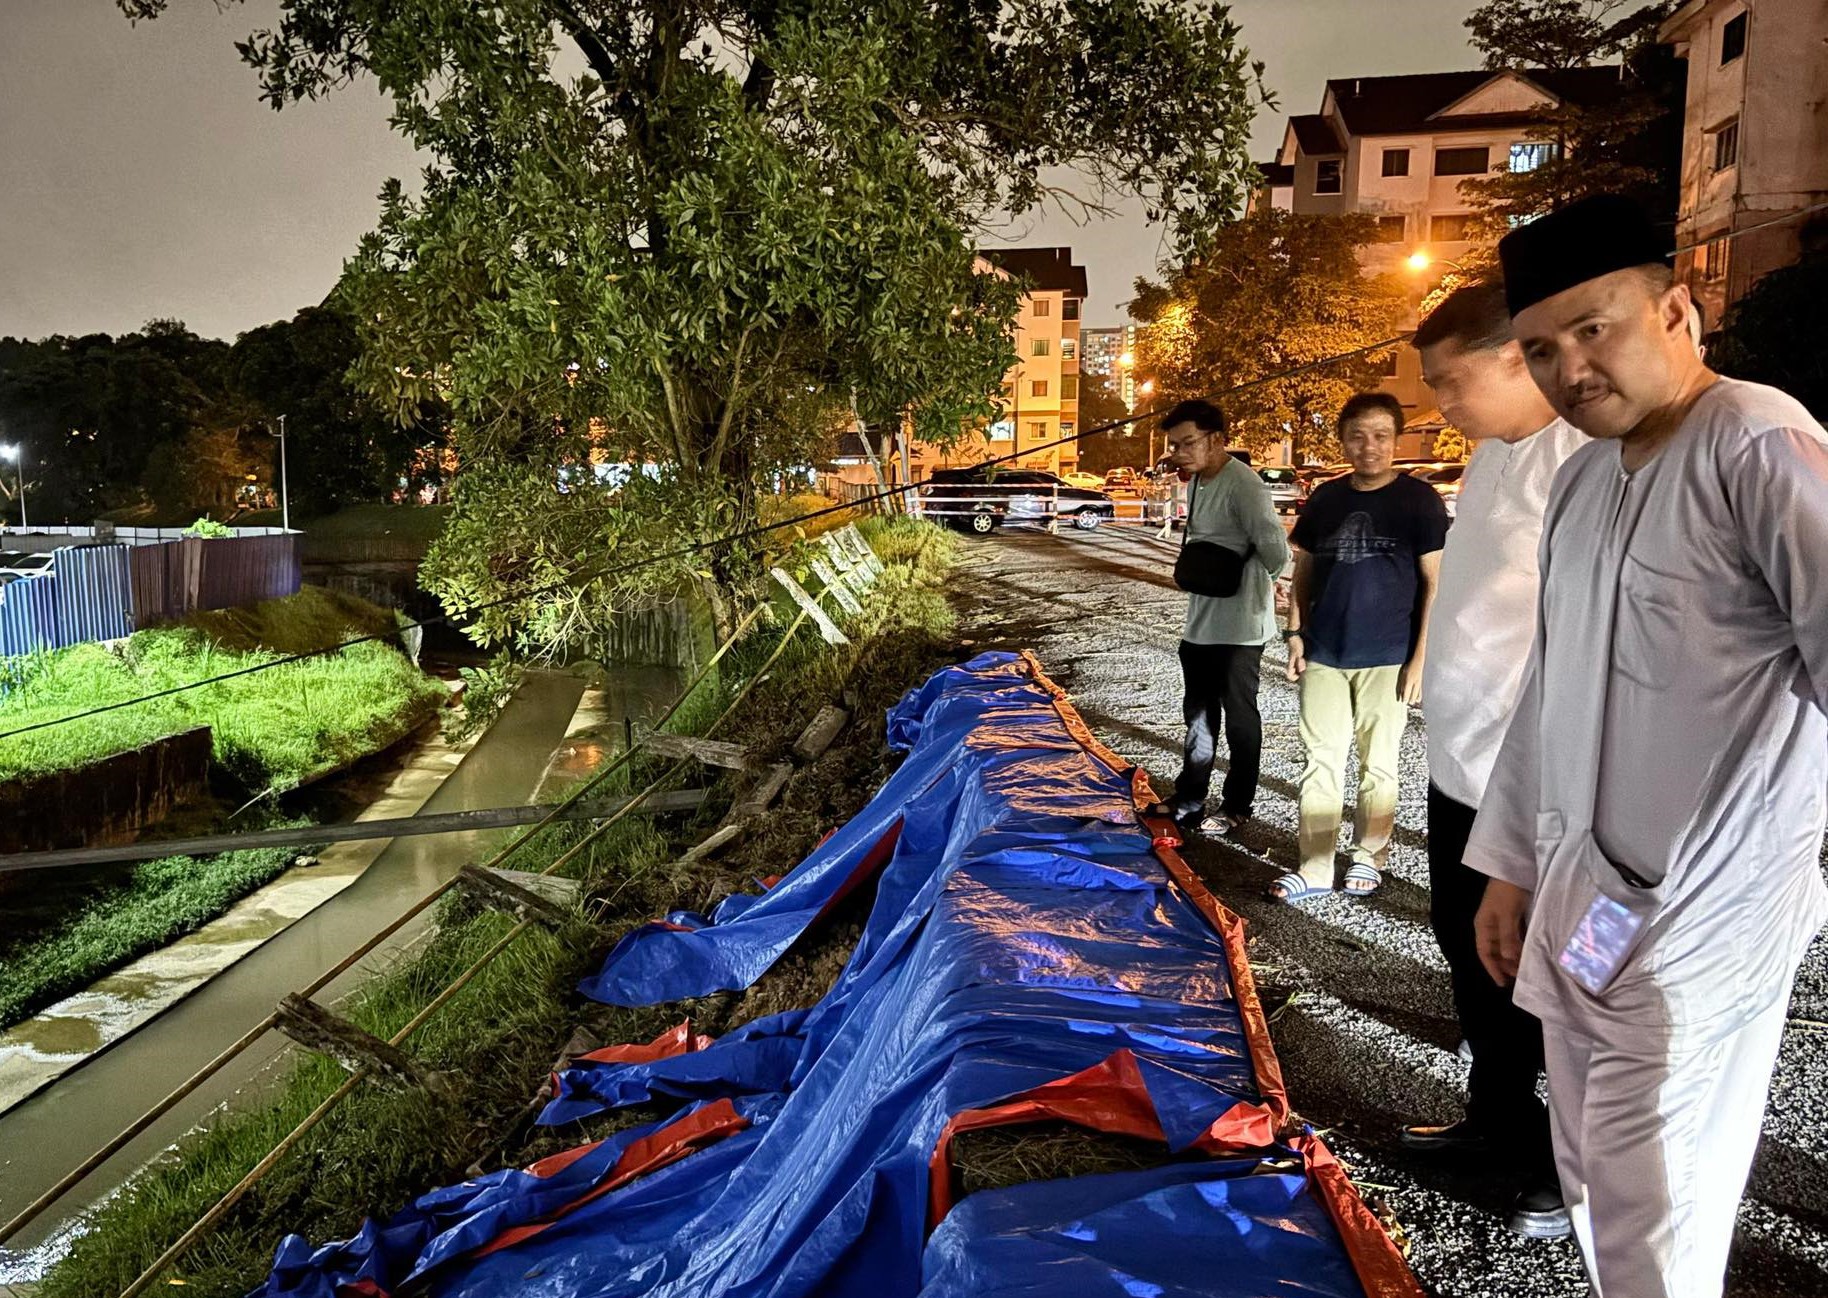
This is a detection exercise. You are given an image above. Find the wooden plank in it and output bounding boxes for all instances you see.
[792,705,850,762]
[727,761,793,824]
[810,558,862,614]
[274,994,455,1097]
[840,525,883,577]
[772,567,849,645]
[453,863,574,928]
[638,731,755,771]
[820,534,873,596]
[0,789,709,875]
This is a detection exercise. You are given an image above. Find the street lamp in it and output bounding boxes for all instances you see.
[1406,251,1468,274]
[0,443,25,531]
[270,415,290,531]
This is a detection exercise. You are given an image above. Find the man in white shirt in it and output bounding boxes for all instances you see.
[1469,194,1828,1297]
[1399,282,1586,1240]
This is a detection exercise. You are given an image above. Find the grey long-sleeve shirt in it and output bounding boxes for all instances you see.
[1466,379,1828,1051]
[1181,455,1292,647]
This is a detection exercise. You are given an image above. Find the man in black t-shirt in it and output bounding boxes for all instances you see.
[1274,393,1449,901]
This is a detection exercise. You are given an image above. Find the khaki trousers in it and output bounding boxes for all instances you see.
[1296,661,1405,884]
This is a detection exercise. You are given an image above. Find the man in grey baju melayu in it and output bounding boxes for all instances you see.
[1466,193,1828,1297]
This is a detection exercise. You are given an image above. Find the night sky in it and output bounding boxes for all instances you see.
[1,0,1484,341]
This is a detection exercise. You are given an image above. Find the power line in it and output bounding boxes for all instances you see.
[7,193,1821,744]
[0,334,1407,744]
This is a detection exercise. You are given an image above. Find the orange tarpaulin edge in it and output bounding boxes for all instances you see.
[1018,649,1290,1127]
[473,1099,752,1258]
[925,1048,1283,1228]
[1296,1132,1429,1298]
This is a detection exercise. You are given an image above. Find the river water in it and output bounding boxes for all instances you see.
[0,662,681,1276]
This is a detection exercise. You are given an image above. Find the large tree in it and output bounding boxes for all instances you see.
[121,0,1267,655]
[1130,210,1407,465]
[1707,249,1828,421]
[1458,0,1683,244]
[230,306,447,516]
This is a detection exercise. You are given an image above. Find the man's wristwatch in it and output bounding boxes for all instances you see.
[1280,628,1304,642]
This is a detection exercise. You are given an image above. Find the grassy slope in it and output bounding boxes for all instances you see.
[0,586,446,790]
[35,516,958,1298]
[0,845,298,1030]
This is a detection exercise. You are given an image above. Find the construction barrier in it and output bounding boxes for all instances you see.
[253,650,1420,1298]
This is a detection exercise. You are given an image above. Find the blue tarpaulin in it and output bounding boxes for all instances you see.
[253,652,1418,1298]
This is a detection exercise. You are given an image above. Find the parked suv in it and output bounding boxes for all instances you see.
[920,466,1116,535]
[1257,465,1303,514]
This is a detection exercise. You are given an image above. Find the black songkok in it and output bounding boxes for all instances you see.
[1499,194,1672,317]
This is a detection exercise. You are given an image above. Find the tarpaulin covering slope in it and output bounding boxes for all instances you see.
[254,652,1418,1298]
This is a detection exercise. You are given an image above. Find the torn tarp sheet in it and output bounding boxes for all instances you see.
[253,651,1417,1298]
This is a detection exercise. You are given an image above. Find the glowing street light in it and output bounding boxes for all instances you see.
[1117,351,1135,368]
[0,443,25,531]
[1139,380,1155,397]
[1406,251,1468,274]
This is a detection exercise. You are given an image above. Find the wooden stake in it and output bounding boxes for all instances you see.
[453,863,574,929]
[274,994,456,1098]
[637,731,755,771]
[792,705,850,762]
[772,567,849,645]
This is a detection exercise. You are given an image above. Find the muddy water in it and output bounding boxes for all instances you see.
[0,666,681,1269]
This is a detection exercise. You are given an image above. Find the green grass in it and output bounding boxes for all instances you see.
[0,844,300,1031]
[0,587,445,792]
[32,516,960,1298]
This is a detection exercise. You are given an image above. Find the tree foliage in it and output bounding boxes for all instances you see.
[1130,210,1407,464]
[119,0,1268,653]
[1707,248,1828,420]
[1459,0,1683,242]
[1072,372,1148,474]
[230,307,448,516]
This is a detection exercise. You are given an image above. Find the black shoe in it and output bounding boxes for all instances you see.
[1398,1118,1490,1155]
[1167,798,1204,825]
[1506,1184,1572,1239]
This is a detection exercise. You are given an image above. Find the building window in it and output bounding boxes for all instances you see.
[1061,375,1079,400]
[1027,421,1048,440]
[1032,338,1050,357]
[1061,421,1075,437]
[1509,142,1558,173]
[1030,380,1048,398]
[1721,11,1747,64]
[1061,339,1077,361]
[1434,146,1490,176]
[1381,148,1410,177]
[1032,298,1051,318]
[1314,159,1342,195]
[1373,215,1406,243]
[1702,234,1730,282]
[1711,119,1739,171]
[988,419,1013,441]
[1375,349,1400,377]
[1430,213,1475,242]
[1062,299,1080,321]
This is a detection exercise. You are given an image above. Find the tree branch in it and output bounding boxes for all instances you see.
[549,0,620,87]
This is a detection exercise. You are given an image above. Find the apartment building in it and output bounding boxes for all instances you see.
[830,246,1089,486]
[1660,0,1828,326]
[1256,68,1623,438]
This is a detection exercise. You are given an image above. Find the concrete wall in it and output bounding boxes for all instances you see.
[0,727,212,853]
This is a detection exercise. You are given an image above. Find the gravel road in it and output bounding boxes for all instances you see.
[953,522,1828,1298]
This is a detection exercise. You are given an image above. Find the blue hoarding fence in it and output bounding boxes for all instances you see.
[0,533,301,660]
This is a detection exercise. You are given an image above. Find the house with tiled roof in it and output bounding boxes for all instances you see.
[1251,67,1624,434]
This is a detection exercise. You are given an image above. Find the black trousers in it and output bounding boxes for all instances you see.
[1428,781,1557,1188]
[1172,641,1263,818]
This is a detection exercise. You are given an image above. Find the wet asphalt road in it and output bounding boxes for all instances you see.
[953,522,1828,1298]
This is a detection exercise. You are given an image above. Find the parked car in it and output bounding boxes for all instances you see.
[1414,462,1466,518]
[0,551,53,579]
[920,466,1116,535]
[1061,471,1106,491]
[1102,466,1145,494]
[1257,465,1304,514]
